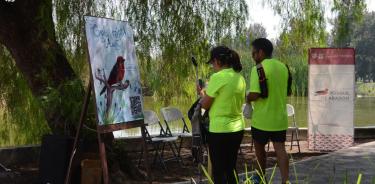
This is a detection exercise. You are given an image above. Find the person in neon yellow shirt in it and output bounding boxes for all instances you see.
[246,38,290,184]
[197,46,245,184]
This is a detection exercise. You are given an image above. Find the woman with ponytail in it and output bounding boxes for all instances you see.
[197,46,246,184]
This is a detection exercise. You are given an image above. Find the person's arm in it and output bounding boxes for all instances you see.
[196,84,214,110]
[199,95,214,110]
[246,92,260,103]
[247,66,261,103]
[197,74,224,110]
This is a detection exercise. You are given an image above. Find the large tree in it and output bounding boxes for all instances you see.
[0,0,83,135]
[0,0,248,181]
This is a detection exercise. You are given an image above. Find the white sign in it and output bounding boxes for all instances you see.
[85,16,144,127]
[308,48,355,151]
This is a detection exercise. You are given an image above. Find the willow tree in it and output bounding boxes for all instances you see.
[53,0,249,104]
[331,0,366,47]
[124,1,248,104]
[220,23,268,88]
[0,0,84,135]
[0,0,247,180]
[352,12,375,81]
[267,0,328,96]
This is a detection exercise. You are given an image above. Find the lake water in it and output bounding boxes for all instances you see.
[114,96,375,138]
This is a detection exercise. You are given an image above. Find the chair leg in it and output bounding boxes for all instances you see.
[250,138,254,152]
[173,141,184,165]
[290,131,295,150]
[152,142,167,170]
[169,142,183,165]
[138,147,144,167]
[296,129,301,153]
[159,142,167,170]
[178,137,183,157]
[160,142,166,160]
[297,139,301,153]
[152,143,160,165]
[152,144,158,164]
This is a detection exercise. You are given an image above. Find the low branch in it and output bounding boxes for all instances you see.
[110,81,130,91]
[95,68,110,89]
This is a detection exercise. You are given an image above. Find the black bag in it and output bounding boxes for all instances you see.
[188,98,209,145]
[256,63,292,97]
[285,64,292,96]
[256,64,268,98]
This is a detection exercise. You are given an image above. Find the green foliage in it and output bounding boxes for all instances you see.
[268,0,328,96]
[357,82,375,96]
[352,12,375,81]
[53,0,248,105]
[1,0,374,146]
[220,23,267,88]
[201,161,365,184]
[0,0,248,145]
[125,0,248,104]
[331,0,366,47]
[0,46,50,146]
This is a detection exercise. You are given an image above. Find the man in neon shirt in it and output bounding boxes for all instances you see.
[247,38,290,184]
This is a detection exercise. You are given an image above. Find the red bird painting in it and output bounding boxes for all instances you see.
[100,56,125,95]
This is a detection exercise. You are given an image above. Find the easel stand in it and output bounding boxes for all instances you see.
[64,80,152,184]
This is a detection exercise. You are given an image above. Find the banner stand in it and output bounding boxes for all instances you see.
[308,48,355,151]
[64,79,152,184]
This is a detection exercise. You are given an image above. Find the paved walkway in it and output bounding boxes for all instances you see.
[249,141,375,184]
[176,141,375,184]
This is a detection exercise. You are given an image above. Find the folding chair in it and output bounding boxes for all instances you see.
[287,104,301,153]
[242,103,271,152]
[138,110,180,170]
[240,104,254,153]
[160,107,192,158]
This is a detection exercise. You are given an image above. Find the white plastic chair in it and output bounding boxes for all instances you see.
[138,110,180,170]
[160,107,192,158]
[287,104,301,153]
[240,104,254,153]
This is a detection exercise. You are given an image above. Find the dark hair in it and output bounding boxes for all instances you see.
[209,46,242,72]
[230,49,242,72]
[251,38,273,57]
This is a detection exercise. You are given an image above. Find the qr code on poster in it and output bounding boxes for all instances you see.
[129,96,142,116]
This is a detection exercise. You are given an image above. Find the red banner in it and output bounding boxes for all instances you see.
[309,48,355,65]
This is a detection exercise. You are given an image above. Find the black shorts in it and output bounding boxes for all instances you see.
[251,126,286,145]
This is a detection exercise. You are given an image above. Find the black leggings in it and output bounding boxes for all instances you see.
[208,130,244,184]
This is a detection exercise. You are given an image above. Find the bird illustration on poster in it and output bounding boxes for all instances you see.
[95,56,130,120]
[85,16,144,126]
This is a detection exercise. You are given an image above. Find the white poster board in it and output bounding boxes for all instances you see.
[84,16,144,130]
[308,48,355,151]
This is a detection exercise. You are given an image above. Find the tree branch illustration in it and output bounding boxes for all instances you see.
[95,68,129,120]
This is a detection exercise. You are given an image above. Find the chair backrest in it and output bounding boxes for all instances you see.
[286,104,295,117]
[143,110,160,126]
[286,104,298,127]
[160,107,184,122]
[143,110,166,137]
[160,107,189,135]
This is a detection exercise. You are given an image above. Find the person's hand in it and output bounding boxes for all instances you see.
[196,84,205,97]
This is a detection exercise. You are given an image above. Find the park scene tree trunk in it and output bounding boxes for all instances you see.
[1,0,375,183]
[0,0,82,135]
